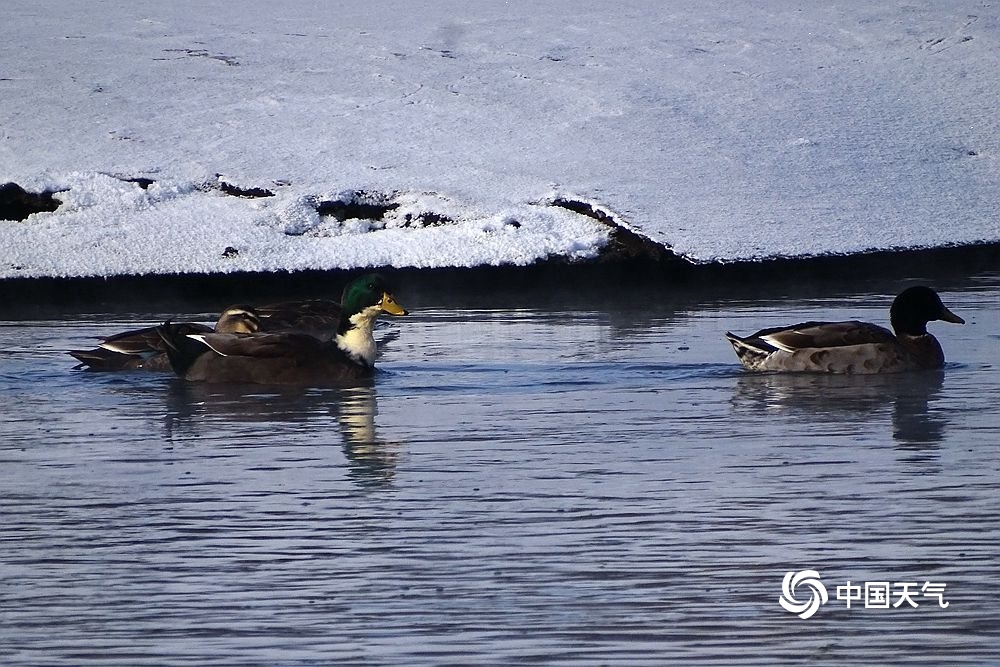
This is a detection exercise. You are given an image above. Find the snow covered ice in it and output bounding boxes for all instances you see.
[2,1,999,278]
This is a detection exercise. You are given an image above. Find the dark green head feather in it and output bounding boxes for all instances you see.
[890,286,964,335]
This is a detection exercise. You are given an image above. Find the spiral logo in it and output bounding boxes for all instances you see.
[779,570,828,619]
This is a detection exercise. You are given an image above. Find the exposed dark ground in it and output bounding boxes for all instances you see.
[1,242,997,316]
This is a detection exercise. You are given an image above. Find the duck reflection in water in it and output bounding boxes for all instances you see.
[336,386,402,488]
[731,370,948,451]
[162,382,402,488]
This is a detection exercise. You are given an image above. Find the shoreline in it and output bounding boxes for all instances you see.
[1,241,997,314]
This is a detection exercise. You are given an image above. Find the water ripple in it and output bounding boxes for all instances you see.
[1,281,999,664]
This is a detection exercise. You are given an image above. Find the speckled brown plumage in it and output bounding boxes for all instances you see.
[725,286,964,374]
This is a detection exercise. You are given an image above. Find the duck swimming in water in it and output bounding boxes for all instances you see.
[725,286,964,374]
[68,305,260,371]
[157,274,407,386]
[68,272,397,371]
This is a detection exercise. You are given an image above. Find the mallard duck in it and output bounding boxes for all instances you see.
[725,286,964,374]
[157,274,407,385]
[68,305,260,371]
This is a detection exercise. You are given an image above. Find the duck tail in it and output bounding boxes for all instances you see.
[724,332,770,370]
[67,347,135,371]
[156,321,208,377]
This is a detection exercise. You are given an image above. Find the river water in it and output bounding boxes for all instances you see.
[1,273,998,665]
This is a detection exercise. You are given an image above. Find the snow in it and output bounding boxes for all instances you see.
[2,1,999,278]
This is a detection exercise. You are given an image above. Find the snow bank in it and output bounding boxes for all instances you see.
[2,1,999,278]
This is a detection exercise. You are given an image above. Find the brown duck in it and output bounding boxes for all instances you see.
[725,286,964,374]
[68,305,260,371]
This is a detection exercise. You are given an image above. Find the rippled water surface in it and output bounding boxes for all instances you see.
[2,275,998,665]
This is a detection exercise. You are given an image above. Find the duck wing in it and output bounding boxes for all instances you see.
[189,331,336,360]
[758,321,896,352]
[256,299,342,339]
[257,300,341,327]
[101,322,212,355]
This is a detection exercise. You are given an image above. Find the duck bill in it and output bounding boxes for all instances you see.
[939,307,965,324]
[380,292,408,316]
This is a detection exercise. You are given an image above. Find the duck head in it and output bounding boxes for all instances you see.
[215,305,262,334]
[336,274,408,365]
[340,274,408,319]
[890,286,964,336]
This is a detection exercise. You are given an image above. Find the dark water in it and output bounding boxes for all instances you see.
[1,274,998,665]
